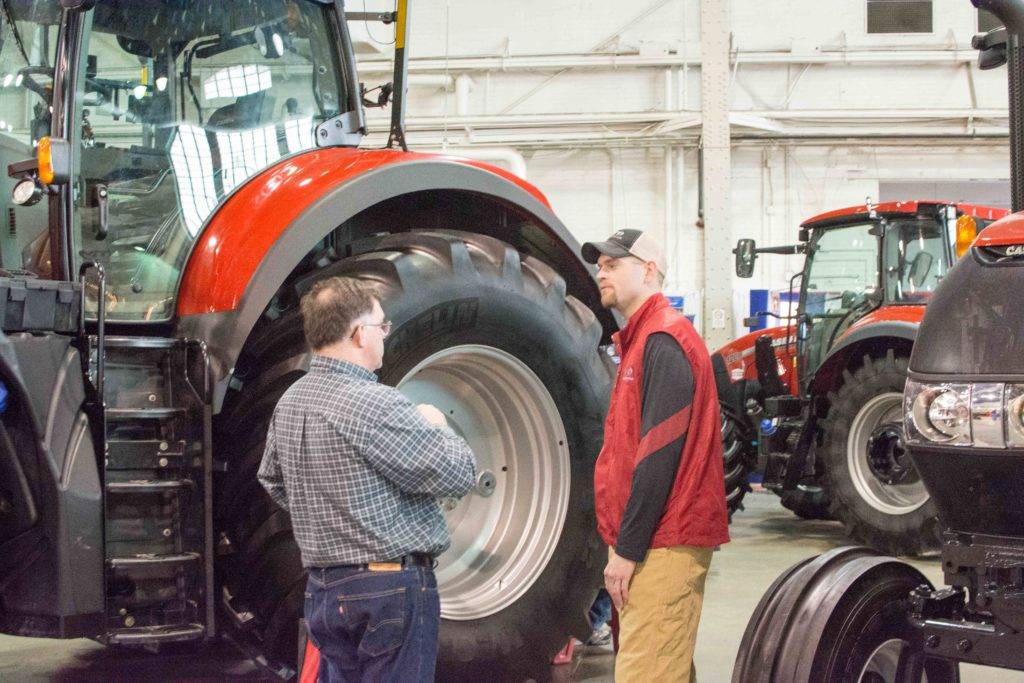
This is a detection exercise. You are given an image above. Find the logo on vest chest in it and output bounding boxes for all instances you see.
[622,366,636,382]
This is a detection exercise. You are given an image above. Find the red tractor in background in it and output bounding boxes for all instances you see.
[0,0,613,678]
[713,200,1007,555]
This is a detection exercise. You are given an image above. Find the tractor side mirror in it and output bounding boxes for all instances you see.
[796,314,811,341]
[909,251,934,287]
[735,239,757,278]
[973,27,1007,70]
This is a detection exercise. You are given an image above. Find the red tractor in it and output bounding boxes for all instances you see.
[714,200,1006,554]
[0,0,612,678]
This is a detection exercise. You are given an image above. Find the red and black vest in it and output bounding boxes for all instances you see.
[594,294,730,549]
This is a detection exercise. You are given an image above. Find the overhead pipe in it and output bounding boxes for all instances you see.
[356,49,983,75]
[439,146,528,179]
[408,74,454,89]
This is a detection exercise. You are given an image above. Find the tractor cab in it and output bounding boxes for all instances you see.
[734,201,1003,390]
[3,0,364,320]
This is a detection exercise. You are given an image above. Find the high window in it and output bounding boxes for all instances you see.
[867,0,933,34]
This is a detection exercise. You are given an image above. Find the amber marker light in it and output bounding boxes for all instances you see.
[955,214,978,258]
[37,136,55,185]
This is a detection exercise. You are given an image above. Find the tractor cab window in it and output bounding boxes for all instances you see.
[883,217,949,304]
[803,223,880,317]
[801,223,880,374]
[73,0,346,321]
[0,1,60,276]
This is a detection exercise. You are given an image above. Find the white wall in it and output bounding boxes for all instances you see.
[354,0,1011,317]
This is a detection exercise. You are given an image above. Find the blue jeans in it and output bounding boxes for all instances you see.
[305,565,440,683]
[589,588,613,629]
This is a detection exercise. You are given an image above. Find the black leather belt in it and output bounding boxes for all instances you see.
[317,553,435,572]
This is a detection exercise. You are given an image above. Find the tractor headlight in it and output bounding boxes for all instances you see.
[905,381,971,445]
[905,380,1024,449]
[1005,384,1024,447]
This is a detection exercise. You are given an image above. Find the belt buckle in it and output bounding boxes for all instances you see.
[368,562,402,572]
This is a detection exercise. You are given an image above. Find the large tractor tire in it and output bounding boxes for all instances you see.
[733,546,958,682]
[214,231,611,679]
[720,404,752,518]
[820,351,940,556]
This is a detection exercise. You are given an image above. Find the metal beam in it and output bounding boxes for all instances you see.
[699,0,733,347]
[356,49,983,75]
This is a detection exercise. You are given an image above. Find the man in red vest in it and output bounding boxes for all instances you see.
[582,230,729,682]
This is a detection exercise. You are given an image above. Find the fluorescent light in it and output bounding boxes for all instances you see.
[203,64,272,100]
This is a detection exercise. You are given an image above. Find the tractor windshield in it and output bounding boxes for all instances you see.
[71,0,348,321]
[800,223,880,375]
[0,0,60,278]
[882,216,950,304]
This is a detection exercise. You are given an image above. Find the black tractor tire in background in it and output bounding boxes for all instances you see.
[720,403,752,518]
[819,351,940,556]
[214,231,611,679]
[733,546,958,682]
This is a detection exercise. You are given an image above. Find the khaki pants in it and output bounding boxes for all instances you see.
[613,545,713,683]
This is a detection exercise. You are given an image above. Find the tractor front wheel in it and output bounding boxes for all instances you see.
[820,351,939,556]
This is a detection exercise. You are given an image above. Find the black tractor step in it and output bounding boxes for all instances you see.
[106,439,189,470]
[108,553,201,571]
[106,623,205,645]
[106,479,195,493]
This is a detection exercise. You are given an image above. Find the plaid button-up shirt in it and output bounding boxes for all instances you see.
[257,355,477,567]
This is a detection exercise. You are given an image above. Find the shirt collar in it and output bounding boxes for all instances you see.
[611,293,670,352]
[309,355,379,382]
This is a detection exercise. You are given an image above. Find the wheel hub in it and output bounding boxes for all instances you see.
[396,344,570,621]
[847,391,930,515]
[866,423,910,486]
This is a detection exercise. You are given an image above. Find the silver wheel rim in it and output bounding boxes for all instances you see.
[847,392,929,515]
[397,344,570,621]
[859,638,909,682]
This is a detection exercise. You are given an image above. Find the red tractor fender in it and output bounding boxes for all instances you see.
[806,306,923,397]
[714,325,798,393]
[974,209,1024,247]
[174,147,612,388]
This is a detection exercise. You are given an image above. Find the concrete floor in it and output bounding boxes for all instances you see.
[2,490,1022,681]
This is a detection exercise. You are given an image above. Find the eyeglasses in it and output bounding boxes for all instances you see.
[351,320,392,339]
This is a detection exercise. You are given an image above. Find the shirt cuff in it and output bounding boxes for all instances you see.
[614,542,647,563]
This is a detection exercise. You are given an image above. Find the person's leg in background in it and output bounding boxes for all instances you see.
[587,589,614,646]
[614,546,712,682]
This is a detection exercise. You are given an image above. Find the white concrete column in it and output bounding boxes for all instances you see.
[699,0,733,348]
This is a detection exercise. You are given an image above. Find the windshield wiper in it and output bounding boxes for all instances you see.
[0,0,30,66]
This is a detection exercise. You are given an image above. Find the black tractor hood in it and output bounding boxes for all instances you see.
[910,249,1024,377]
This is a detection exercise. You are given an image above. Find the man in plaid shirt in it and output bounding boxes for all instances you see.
[258,276,476,682]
